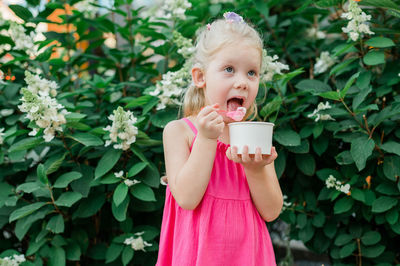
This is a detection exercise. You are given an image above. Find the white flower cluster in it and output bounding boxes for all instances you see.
[74,0,99,18]
[124,232,152,251]
[24,71,58,97]
[306,26,326,40]
[173,31,195,59]
[261,49,289,82]
[314,51,337,75]
[150,66,190,110]
[0,128,5,144]
[341,0,374,41]
[114,171,141,187]
[326,175,351,194]
[104,107,139,150]
[281,195,292,212]
[307,101,335,122]
[0,254,26,266]
[0,69,4,84]
[156,0,192,20]
[18,72,69,142]
[8,23,44,58]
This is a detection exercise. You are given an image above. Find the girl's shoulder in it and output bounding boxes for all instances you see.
[163,118,196,149]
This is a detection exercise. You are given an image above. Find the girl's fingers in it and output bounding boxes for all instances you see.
[241,145,250,163]
[254,147,263,162]
[231,146,240,162]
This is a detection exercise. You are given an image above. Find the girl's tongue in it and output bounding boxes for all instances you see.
[227,98,242,112]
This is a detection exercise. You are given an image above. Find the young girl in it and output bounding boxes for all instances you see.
[157,12,283,266]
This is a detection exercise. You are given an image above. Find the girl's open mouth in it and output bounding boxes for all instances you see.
[227,97,244,112]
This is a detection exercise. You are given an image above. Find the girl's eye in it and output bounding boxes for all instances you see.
[248,70,256,77]
[224,67,234,73]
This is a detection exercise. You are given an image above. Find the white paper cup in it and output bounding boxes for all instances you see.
[228,122,274,155]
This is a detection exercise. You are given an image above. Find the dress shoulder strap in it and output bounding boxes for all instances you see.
[181,117,197,135]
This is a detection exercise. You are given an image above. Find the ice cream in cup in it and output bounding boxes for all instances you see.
[228,121,274,155]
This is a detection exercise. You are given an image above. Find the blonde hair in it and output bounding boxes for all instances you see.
[183,17,263,118]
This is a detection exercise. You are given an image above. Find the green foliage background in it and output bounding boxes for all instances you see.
[0,0,399,265]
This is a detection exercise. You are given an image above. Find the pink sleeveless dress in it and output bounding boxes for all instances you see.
[156,118,276,266]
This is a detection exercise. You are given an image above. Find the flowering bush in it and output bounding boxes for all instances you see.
[0,0,399,265]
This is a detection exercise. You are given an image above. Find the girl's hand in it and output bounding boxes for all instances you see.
[226,145,278,172]
[197,103,224,140]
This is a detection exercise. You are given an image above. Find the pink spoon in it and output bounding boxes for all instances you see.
[218,107,246,121]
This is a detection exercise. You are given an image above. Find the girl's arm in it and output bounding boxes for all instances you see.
[163,105,224,210]
[227,146,283,221]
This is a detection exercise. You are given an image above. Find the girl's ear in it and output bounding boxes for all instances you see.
[192,67,206,88]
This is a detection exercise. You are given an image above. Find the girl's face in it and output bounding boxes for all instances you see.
[203,42,261,118]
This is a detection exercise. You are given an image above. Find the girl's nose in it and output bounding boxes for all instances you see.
[233,75,248,90]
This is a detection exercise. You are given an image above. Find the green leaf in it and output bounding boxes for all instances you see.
[53,172,83,188]
[362,244,385,258]
[113,183,128,206]
[335,150,355,165]
[9,202,47,222]
[9,137,43,152]
[274,129,301,146]
[94,149,122,179]
[319,91,340,100]
[260,96,282,118]
[36,45,53,61]
[363,51,385,66]
[128,162,148,177]
[295,79,332,94]
[45,152,67,175]
[315,0,343,7]
[48,246,66,266]
[121,246,134,266]
[131,183,156,202]
[55,192,82,207]
[353,86,372,110]
[383,156,400,181]
[27,237,47,256]
[287,139,309,154]
[65,113,87,122]
[46,214,65,233]
[361,231,381,246]
[339,242,356,258]
[9,5,33,21]
[312,212,325,228]
[360,0,400,12]
[112,195,130,222]
[350,136,375,171]
[295,154,316,176]
[151,108,178,128]
[365,37,395,48]
[385,208,399,225]
[356,71,372,89]
[67,133,104,147]
[16,182,43,193]
[335,234,353,246]
[334,197,354,214]
[73,193,105,218]
[380,142,400,156]
[329,58,357,76]
[66,241,81,261]
[36,164,49,185]
[105,243,124,263]
[340,72,360,99]
[351,188,366,203]
[372,196,398,213]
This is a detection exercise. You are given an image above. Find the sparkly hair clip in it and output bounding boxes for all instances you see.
[223,12,244,24]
